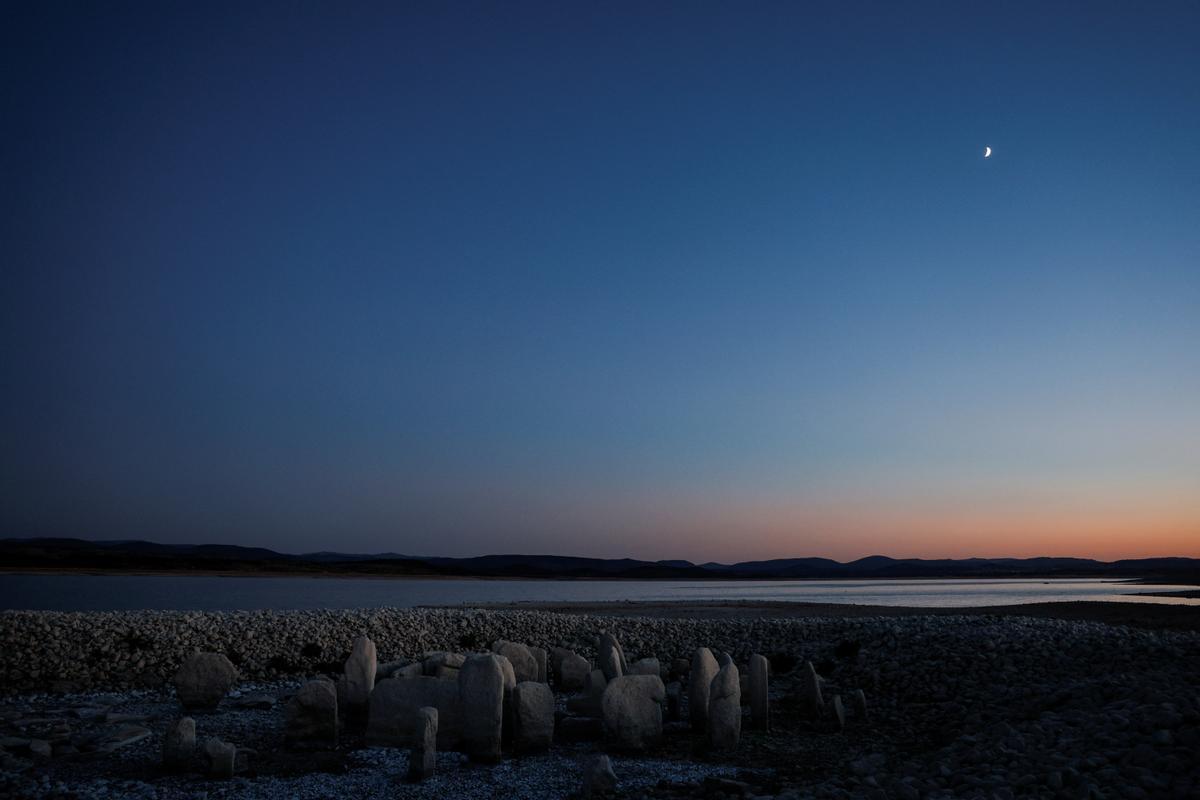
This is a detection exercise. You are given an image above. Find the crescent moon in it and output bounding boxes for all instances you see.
[984,146,992,158]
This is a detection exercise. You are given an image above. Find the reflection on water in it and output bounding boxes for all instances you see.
[0,575,1197,612]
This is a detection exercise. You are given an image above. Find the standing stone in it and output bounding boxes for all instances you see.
[343,635,377,712]
[560,653,590,691]
[530,646,548,683]
[549,646,573,681]
[748,653,769,731]
[512,681,555,753]
[688,647,719,731]
[408,706,437,781]
[707,662,741,752]
[203,737,237,778]
[831,694,846,731]
[628,657,660,677]
[851,688,868,719]
[173,653,238,711]
[459,654,505,762]
[493,641,539,683]
[596,633,628,681]
[162,717,195,770]
[601,675,665,751]
[582,753,618,798]
[800,661,825,719]
[285,679,338,746]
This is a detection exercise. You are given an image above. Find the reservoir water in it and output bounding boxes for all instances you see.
[0,574,1196,612]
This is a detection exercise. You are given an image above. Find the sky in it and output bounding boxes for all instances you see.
[2,1,1198,562]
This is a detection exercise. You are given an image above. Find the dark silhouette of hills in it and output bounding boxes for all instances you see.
[1,538,1197,583]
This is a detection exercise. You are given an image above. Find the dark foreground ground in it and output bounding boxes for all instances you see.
[2,603,1197,799]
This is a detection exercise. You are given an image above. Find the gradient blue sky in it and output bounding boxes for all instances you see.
[3,1,1198,561]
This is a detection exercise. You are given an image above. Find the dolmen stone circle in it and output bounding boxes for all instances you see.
[161,628,868,788]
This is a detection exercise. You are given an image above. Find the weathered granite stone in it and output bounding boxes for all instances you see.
[203,737,236,778]
[512,681,554,753]
[173,653,237,711]
[530,646,548,683]
[285,679,337,746]
[628,657,660,677]
[601,675,665,751]
[597,633,625,681]
[583,753,618,798]
[708,662,741,752]
[689,647,719,731]
[162,717,195,770]
[749,653,769,731]
[560,653,590,691]
[800,661,825,719]
[832,694,846,731]
[408,706,437,781]
[343,635,376,711]
[493,641,539,683]
[459,654,505,762]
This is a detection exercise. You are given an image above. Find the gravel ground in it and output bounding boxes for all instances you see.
[1,607,1198,799]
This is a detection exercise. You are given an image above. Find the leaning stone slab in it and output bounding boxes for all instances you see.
[493,641,539,683]
[800,661,825,719]
[596,633,626,681]
[173,652,237,711]
[367,677,461,749]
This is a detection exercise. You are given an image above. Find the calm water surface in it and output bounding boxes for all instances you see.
[0,575,1196,612]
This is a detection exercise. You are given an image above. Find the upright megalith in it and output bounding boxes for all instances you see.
[342,635,377,714]
[512,681,555,753]
[707,661,741,752]
[560,652,591,691]
[408,706,437,781]
[530,646,549,683]
[174,652,237,711]
[601,675,665,751]
[688,647,719,731]
[162,717,195,770]
[800,661,825,719]
[748,653,769,731]
[459,654,505,762]
[285,679,338,746]
[597,633,626,681]
[493,641,539,683]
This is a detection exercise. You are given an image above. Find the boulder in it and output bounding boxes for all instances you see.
[459,654,505,763]
[285,679,338,746]
[707,662,741,752]
[343,635,377,711]
[162,717,195,770]
[493,641,539,683]
[748,653,769,731]
[601,675,665,751]
[560,653,591,691]
[202,737,237,778]
[512,681,554,753]
[408,706,437,781]
[173,652,237,711]
[688,647,719,731]
[628,657,660,677]
[596,633,626,681]
[582,753,618,798]
[367,677,461,749]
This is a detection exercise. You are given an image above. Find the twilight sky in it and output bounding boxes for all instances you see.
[2,1,1198,562]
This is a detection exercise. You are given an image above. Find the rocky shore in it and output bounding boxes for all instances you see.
[2,607,1198,799]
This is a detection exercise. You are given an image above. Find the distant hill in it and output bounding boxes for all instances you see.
[1,537,1197,582]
